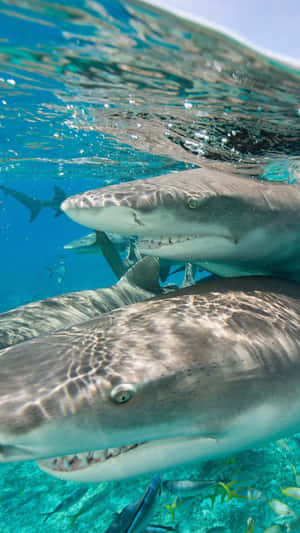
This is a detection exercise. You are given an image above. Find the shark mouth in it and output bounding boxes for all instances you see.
[138,235,197,250]
[138,233,234,262]
[138,232,233,251]
[39,443,144,473]
[37,435,222,481]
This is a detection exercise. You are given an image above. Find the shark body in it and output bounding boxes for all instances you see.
[64,231,133,256]
[0,277,300,483]
[0,257,160,349]
[0,185,67,221]
[61,168,300,279]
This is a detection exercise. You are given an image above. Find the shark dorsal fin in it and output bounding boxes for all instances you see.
[53,186,66,202]
[120,257,160,291]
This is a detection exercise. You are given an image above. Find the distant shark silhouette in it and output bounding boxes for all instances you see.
[0,185,67,222]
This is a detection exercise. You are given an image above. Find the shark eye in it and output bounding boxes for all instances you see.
[110,384,136,404]
[187,197,201,209]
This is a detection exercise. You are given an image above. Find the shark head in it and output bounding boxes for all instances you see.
[0,294,221,481]
[1,277,300,482]
[60,169,241,266]
[61,171,212,238]
[61,168,300,276]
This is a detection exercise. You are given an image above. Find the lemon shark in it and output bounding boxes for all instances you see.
[0,257,161,350]
[61,167,300,279]
[1,276,300,483]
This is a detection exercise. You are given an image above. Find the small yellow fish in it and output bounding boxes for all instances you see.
[229,470,258,492]
[269,499,295,517]
[163,497,185,521]
[218,481,260,502]
[276,439,291,452]
[263,526,283,533]
[224,455,238,465]
[281,487,300,500]
[245,516,255,533]
[236,487,266,501]
[290,464,300,488]
[210,483,229,508]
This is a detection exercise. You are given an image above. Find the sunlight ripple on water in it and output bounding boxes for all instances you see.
[0,1,300,533]
[0,0,299,181]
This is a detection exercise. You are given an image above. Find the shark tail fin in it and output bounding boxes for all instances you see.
[28,205,42,222]
[119,257,160,292]
[0,185,42,222]
[28,207,41,222]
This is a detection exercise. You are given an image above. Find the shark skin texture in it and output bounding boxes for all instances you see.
[0,277,299,482]
[61,168,300,280]
[0,257,161,350]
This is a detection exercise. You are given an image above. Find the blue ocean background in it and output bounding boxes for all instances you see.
[0,0,300,531]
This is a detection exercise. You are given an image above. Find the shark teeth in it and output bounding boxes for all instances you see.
[138,235,196,249]
[42,443,141,472]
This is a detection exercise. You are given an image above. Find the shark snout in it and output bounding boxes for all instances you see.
[61,202,146,234]
[60,181,160,212]
[61,190,122,211]
[61,187,157,234]
[61,180,192,235]
[60,187,136,232]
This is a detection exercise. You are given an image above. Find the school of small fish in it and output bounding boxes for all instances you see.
[31,436,300,532]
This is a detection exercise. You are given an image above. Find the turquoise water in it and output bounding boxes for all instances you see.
[0,0,300,531]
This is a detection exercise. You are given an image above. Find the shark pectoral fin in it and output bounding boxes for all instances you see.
[95,231,127,279]
[119,257,160,291]
[127,238,141,263]
[158,259,172,283]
